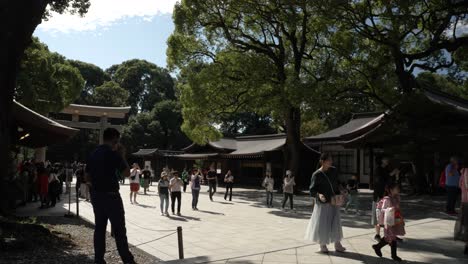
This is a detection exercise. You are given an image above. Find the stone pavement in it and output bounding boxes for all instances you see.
[16,182,468,264]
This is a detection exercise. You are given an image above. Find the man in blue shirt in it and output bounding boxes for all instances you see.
[445,156,461,215]
[85,128,135,264]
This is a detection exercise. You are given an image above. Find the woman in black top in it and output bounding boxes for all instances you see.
[305,153,345,253]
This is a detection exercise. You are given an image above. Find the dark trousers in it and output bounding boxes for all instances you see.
[282,193,294,209]
[266,191,273,206]
[446,186,460,212]
[208,182,217,200]
[90,191,134,264]
[171,191,182,213]
[192,189,200,208]
[224,183,233,201]
[183,182,188,192]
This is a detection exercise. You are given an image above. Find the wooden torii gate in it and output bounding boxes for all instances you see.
[56,104,131,144]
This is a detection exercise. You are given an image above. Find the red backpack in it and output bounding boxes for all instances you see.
[439,168,446,188]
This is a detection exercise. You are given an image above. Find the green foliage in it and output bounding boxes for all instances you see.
[106,59,176,114]
[219,112,277,137]
[417,72,468,100]
[168,0,333,144]
[323,0,468,94]
[91,81,129,107]
[121,100,189,154]
[15,37,84,114]
[68,60,109,104]
[45,0,91,19]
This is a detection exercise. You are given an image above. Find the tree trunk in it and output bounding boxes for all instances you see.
[284,106,302,185]
[0,0,48,215]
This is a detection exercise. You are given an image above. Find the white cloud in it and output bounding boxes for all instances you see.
[38,0,179,33]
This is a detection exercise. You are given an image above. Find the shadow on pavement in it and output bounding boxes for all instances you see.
[197,210,225,216]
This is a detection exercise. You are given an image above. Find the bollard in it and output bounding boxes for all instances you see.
[177,226,184,259]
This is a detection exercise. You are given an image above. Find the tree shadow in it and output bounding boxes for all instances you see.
[324,250,461,264]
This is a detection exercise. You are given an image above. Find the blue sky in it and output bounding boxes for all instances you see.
[33,0,178,70]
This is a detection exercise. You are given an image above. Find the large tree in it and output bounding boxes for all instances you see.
[324,0,468,97]
[106,59,176,114]
[15,37,85,114]
[0,0,90,214]
[69,60,109,104]
[168,0,334,178]
[121,100,189,154]
[91,81,129,107]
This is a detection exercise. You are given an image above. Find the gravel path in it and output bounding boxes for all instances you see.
[0,216,160,264]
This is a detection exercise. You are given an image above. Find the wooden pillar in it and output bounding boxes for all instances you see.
[99,116,108,145]
[356,148,361,183]
[369,147,374,189]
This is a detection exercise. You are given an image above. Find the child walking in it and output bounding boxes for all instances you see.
[345,175,360,214]
[372,182,405,262]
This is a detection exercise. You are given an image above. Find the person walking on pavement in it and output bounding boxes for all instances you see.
[372,182,406,262]
[446,156,461,215]
[191,169,203,210]
[206,166,217,201]
[224,170,234,201]
[158,172,170,216]
[181,168,189,192]
[305,153,346,254]
[263,172,275,207]
[282,170,295,211]
[141,166,151,195]
[169,171,183,216]
[129,163,141,204]
[85,128,135,264]
[373,156,399,241]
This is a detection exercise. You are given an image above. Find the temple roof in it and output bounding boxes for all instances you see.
[181,134,319,159]
[60,104,131,118]
[13,101,78,148]
[304,113,384,145]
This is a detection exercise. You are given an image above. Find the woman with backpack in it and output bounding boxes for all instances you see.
[191,169,203,210]
[372,182,406,261]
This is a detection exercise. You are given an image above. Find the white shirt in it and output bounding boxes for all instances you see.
[263,177,274,192]
[130,168,140,184]
[170,177,183,192]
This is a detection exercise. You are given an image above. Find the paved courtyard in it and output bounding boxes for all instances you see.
[16,183,468,264]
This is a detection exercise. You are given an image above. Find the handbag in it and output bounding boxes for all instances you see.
[320,171,345,207]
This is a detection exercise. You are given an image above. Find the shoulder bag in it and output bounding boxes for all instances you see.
[320,170,345,207]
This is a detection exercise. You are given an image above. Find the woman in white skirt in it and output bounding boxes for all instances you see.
[305,153,345,253]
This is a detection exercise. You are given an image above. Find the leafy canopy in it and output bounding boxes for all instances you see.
[15,37,84,114]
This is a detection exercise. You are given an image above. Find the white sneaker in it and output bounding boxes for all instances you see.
[161,212,164,216]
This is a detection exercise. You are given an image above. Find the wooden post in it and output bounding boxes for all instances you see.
[369,147,374,190]
[177,226,184,259]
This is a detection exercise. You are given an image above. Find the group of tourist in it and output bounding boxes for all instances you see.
[14,160,79,209]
